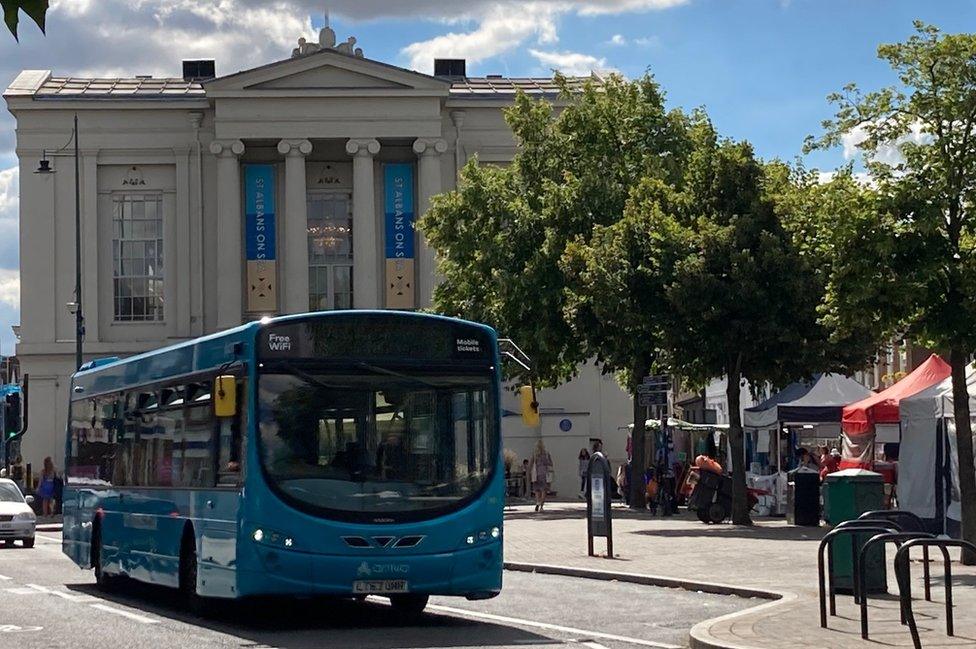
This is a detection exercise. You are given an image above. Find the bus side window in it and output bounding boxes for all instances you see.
[217,378,245,487]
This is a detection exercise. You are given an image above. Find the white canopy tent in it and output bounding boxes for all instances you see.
[899,366,976,534]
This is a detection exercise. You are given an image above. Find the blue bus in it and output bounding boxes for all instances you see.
[63,311,503,615]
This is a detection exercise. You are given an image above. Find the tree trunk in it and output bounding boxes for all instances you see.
[950,348,976,564]
[727,363,752,526]
[630,363,649,509]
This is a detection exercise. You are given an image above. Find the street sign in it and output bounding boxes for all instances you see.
[639,392,668,406]
[636,384,664,394]
[642,374,670,386]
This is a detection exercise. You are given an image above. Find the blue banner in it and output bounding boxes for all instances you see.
[384,163,415,259]
[244,164,276,261]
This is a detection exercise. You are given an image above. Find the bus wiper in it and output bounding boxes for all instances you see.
[355,362,439,388]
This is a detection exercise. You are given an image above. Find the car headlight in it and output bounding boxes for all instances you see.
[14,512,35,522]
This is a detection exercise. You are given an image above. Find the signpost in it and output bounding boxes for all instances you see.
[586,452,613,557]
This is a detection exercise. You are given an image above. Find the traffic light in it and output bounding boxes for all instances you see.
[520,385,540,428]
[4,392,20,439]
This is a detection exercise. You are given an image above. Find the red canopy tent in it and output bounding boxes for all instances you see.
[840,354,951,469]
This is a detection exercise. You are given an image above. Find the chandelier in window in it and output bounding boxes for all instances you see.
[308,222,349,254]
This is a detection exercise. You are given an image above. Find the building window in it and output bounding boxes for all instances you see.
[307,193,353,311]
[112,194,163,321]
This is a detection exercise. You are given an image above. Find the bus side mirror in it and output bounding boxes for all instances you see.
[520,385,540,428]
[214,376,237,418]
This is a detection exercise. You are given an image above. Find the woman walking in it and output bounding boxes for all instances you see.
[577,448,590,498]
[37,456,57,516]
[530,440,554,512]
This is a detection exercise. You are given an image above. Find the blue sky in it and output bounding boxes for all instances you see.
[0,0,973,354]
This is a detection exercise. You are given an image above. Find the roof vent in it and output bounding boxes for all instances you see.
[135,75,152,79]
[487,74,503,79]
[434,58,466,78]
[182,59,216,82]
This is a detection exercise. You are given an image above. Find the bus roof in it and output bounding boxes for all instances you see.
[71,311,496,399]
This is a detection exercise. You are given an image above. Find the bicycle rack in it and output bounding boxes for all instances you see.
[834,519,904,604]
[818,523,899,628]
[894,538,976,649]
[856,532,933,639]
[858,511,933,599]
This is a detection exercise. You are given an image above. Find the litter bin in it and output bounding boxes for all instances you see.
[787,467,820,526]
[823,469,886,594]
[689,468,732,524]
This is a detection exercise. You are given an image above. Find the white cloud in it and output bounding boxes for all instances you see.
[529,48,616,75]
[841,121,931,166]
[816,170,873,186]
[633,35,660,47]
[403,4,560,73]
[0,269,17,310]
[608,33,627,45]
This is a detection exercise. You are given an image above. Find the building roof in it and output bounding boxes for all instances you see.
[7,69,597,101]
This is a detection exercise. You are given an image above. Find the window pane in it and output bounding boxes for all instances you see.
[111,194,164,322]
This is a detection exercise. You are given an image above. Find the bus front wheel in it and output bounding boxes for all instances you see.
[91,523,119,590]
[389,594,429,622]
[179,529,207,616]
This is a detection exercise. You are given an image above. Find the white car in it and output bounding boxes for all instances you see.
[0,478,35,548]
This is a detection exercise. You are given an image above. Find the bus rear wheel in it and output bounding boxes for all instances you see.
[389,594,429,622]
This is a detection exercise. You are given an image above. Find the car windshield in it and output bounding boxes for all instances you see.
[258,367,497,519]
[0,483,24,503]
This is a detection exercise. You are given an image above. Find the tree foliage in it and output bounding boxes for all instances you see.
[807,22,976,560]
[2,0,46,40]
[420,74,689,388]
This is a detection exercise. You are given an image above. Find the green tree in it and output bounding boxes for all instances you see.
[652,122,865,524]
[420,74,690,507]
[3,0,46,40]
[807,23,976,560]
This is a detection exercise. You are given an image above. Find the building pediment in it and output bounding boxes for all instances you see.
[204,48,450,98]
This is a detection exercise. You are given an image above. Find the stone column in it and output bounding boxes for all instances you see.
[209,139,245,328]
[345,138,381,309]
[413,138,448,308]
[278,139,313,314]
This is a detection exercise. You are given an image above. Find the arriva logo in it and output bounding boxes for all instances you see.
[268,333,292,351]
[356,562,409,577]
[357,561,372,577]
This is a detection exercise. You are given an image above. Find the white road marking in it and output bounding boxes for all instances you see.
[427,603,682,649]
[89,603,160,624]
[3,587,40,595]
[582,643,611,649]
[0,574,11,580]
[26,583,97,602]
[34,534,62,543]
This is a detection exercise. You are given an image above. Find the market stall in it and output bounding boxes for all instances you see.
[840,354,950,469]
[744,373,872,472]
[898,367,976,535]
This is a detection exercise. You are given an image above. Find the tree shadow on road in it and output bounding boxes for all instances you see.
[67,579,556,649]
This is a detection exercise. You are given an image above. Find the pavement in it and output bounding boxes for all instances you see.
[502,502,976,648]
[0,530,744,649]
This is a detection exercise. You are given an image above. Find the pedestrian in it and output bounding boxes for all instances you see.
[578,448,590,498]
[529,440,553,512]
[819,448,841,481]
[38,456,57,516]
[796,447,818,471]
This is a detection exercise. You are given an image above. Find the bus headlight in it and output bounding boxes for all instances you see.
[251,527,295,549]
[464,526,501,547]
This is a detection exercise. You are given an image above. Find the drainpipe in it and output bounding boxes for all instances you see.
[450,110,466,181]
[189,111,205,335]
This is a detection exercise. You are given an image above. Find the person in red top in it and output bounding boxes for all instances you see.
[820,448,841,481]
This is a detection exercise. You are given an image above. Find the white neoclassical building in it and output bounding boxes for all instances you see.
[5,26,633,497]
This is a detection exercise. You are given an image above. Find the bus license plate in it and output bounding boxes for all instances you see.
[353,579,408,594]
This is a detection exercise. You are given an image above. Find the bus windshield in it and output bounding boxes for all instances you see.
[257,366,497,520]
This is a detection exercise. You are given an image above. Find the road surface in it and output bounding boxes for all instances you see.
[0,532,754,649]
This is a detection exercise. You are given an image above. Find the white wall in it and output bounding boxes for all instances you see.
[500,363,633,498]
